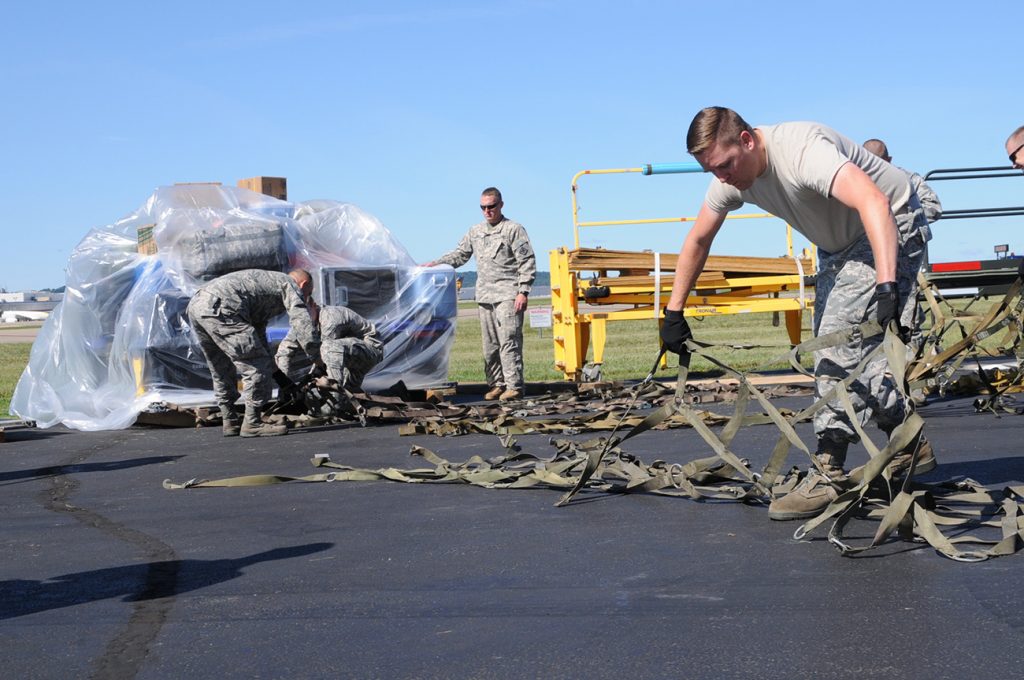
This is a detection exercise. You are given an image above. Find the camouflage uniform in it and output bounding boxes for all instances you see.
[813,202,928,443]
[437,218,536,391]
[276,305,383,390]
[701,122,928,457]
[904,169,942,225]
[187,269,316,412]
[899,170,941,357]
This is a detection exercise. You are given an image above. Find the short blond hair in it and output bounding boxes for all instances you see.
[686,107,754,156]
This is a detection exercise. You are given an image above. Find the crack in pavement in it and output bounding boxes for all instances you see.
[36,438,179,680]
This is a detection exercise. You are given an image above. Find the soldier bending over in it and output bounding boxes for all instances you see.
[187,268,318,437]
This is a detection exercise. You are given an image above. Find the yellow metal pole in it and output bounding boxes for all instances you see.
[576,212,775,229]
[549,247,591,380]
[571,168,644,249]
[591,317,607,365]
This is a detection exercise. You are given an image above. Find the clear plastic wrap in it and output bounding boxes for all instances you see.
[11,185,456,430]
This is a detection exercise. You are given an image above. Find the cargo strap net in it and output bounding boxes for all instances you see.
[167,279,1024,561]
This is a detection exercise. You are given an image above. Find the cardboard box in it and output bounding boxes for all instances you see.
[237,176,287,200]
[137,223,158,255]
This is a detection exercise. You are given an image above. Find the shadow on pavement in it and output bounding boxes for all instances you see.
[0,542,334,619]
[0,455,186,484]
[0,428,72,443]
[925,456,1024,486]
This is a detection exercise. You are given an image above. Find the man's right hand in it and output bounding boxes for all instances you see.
[660,309,693,356]
[272,369,299,402]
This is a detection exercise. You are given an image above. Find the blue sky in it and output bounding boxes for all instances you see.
[3,0,1022,291]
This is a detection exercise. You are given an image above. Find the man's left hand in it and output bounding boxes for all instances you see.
[514,293,528,313]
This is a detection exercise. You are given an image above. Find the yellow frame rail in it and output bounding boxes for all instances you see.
[551,165,816,381]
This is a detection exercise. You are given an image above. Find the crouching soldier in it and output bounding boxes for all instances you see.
[276,303,383,392]
[187,268,318,437]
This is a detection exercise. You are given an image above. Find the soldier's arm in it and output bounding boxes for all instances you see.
[666,203,728,310]
[282,283,319,355]
[358,314,379,343]
[435,231,474,269]
[912,174,943,223]
[342,307,378,342]
[511,224,536,295]
[830,162,898,283]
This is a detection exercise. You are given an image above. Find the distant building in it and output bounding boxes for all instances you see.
[0,291,63,321]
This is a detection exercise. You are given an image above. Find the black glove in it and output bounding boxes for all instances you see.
[272,369,298,400]
[874,282,906,341]
[660,309,693,355]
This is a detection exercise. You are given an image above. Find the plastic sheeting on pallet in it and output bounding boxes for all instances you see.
[10,185,456,431]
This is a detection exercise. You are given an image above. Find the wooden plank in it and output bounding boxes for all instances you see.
[592,272,729,287]
[567,247,812,276]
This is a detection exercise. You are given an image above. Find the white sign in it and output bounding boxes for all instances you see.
[528,307,552,329]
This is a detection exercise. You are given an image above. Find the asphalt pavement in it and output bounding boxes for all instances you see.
[0,322,42,344]
[2,390,1024,679]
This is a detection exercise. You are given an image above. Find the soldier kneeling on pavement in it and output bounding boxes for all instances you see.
[275,301,384,393]
[187,268,319,438]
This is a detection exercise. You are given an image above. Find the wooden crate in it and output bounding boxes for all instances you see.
[137,223,158,255]
[238,176,287,200]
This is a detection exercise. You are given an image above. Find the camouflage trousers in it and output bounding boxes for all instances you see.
[186,290,274,410]
[812,204,928,445]
[322,338,383,390]
[479,299,525,391]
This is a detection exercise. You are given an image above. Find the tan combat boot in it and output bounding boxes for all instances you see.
[499,388,522,401]
[887,435,936,476]
[220,404,241,437]
[483,386,505,401]
[240,405,288,437]
[768,451,847,521]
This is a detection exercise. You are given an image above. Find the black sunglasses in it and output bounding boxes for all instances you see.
[480,203,500,211]
[1010,141,1024,165]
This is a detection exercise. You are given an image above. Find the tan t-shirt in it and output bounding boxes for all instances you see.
[703,122,912,253]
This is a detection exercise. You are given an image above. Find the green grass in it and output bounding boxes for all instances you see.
[1,344,31,417]
[0,297,1010,417]
[447,296,1012,384]
[447,300,814,384]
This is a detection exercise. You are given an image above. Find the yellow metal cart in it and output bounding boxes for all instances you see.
[550,162,816,381]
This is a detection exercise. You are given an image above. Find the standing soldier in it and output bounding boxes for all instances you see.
[428,187,536,401]
[187,268,319,437]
